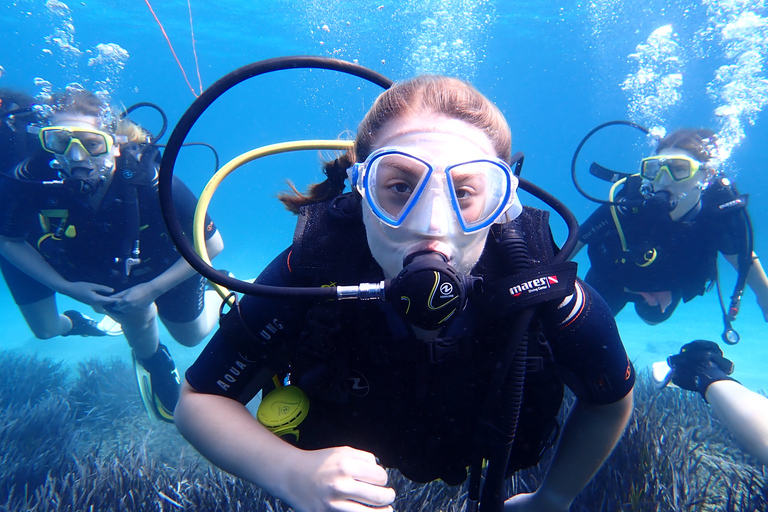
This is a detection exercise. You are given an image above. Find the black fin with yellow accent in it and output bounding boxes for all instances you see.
[132,344,180,423]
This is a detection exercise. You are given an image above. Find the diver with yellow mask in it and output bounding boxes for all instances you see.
[0,88,225,423]
[576,128,768,338]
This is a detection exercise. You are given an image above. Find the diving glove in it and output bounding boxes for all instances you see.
[667,340,737,398]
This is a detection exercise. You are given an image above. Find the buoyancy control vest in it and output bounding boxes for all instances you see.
[31,143,164,286]
[280,193,568,485]
[594,175,750,302]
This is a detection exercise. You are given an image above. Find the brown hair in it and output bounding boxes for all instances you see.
[49,89,151,143]
[50,89,109,122]
[278,75,511,213]
[656,128,717,162]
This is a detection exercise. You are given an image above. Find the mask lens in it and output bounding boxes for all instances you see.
[641,159,661,180]
[42,129,73,154]
[365,152,430,225]
[447,160,510,230]
[667,158,694,180]
[76,130,109,156]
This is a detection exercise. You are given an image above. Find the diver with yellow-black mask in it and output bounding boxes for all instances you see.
[0,87,225,423]
[575,126,768,340]
[167,57,635,512]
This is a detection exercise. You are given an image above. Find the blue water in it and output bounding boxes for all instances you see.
[1,0,767,392]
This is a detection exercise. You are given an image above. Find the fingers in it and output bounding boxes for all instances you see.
[109,289,128,299]
[90,283,115,295]
[328,448,395,510]
[343,448,389,486]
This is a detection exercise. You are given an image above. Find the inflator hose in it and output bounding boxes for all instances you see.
[157,56,392,298]
[471,204,577,511]
[570,120,649,206]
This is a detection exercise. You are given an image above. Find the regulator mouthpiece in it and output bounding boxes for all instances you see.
[643,190,678,214]
[387,251,480,331]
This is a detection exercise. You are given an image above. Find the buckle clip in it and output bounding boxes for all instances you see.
[426,337,461,363]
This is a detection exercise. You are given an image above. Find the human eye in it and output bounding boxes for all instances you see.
[451,165,489,203]
[371,154,426,217]
[389,180,414,195]
[81,134,106,153]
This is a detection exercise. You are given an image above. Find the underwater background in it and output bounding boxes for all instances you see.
[1,0,767,510]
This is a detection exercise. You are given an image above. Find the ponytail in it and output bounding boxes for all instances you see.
[277,151,356,213]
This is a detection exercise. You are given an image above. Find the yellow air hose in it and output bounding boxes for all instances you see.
[193,140,355,304]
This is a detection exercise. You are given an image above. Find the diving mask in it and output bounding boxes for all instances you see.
[640,155,702,182]
[39,125,125,157]
[348,147,522,233]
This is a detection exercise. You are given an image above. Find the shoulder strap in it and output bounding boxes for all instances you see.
[704,177,748,213]
[116,143,160,185]
[480,207,578,315]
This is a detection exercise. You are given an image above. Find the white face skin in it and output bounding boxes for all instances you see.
[49,112,120,184]
[362,113,503,279]
[645,147,714,221]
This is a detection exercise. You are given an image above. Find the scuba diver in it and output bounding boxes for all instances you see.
[0,88,224,423]
[174,75,635,512]
[576,128,768,329]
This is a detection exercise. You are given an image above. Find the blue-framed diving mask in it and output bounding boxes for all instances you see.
[347,147,523,234]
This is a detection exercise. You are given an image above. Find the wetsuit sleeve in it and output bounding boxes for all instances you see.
[540,278,635,405]
[171,175,217,240]
[0,161,42,239]
[185,247,309,404]
[578,205,613,245]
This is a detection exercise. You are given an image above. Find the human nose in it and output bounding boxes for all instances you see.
[415,186,453,237]
[65,139,89,161]
[655,167,674,188]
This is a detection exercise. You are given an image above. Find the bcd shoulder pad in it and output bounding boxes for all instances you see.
[290,193,375,282]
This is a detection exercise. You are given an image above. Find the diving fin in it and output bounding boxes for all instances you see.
[131,345,180,423]
[97,315,123,336]
[132,350,157,421]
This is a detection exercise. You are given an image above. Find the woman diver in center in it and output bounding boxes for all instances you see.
[175,75,635,512]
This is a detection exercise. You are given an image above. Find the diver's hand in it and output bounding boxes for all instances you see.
[109,282,159,313]
[62,281,117,307]
[504,491,569,512]
[280,446,395,512]
[667,340,736,396]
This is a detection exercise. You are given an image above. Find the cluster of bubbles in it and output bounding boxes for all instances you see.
[619,0,768,166]
[44,0,82,67]
[300,0,493,81]
[621,25,682,136]
[88,43,131,98]
[35,0,129,104]
[402,0,494,80]
[702,0,768,164]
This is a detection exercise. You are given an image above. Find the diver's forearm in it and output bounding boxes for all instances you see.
[535,391,633,508]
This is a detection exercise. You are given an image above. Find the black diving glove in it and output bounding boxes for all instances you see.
[667,340,737,398]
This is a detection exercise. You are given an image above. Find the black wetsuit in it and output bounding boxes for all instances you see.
[0,147,218,322]
[186,198,635,485]
[579,178,749,323]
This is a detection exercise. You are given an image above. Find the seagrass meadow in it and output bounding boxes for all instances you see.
[1,351,765,512]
